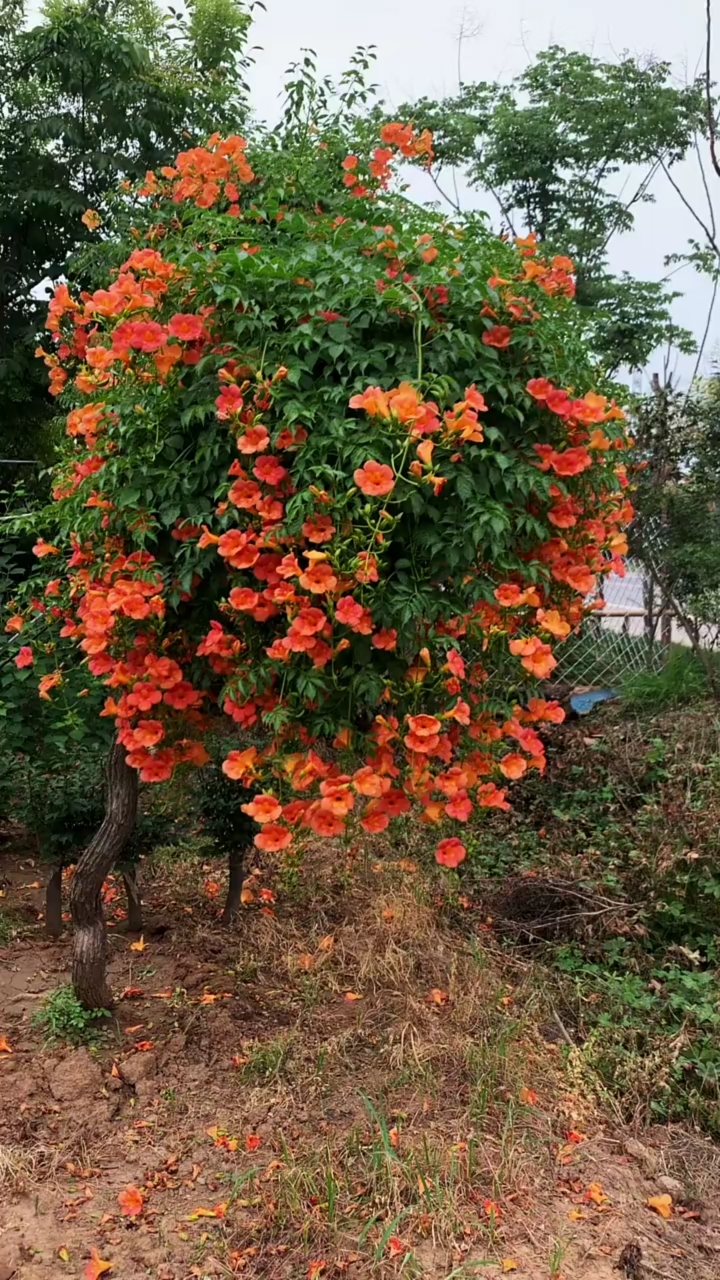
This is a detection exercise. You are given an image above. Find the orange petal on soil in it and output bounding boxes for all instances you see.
[117,1185,144,1217]
[647,1194,673,1219]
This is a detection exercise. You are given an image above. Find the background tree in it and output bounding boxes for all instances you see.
[401,47,704,372]
[0,0,253,471]
[632,376,720,680]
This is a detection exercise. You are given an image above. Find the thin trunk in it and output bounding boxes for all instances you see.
[45,864,63,938]
[221,846,245,926]
[70,741,138,1010]
[121,866,143,933]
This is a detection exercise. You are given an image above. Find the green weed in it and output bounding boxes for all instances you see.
[0,907,24,946]
[33,985,110,1046]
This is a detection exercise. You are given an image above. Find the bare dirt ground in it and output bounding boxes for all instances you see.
[1,829,719,1280]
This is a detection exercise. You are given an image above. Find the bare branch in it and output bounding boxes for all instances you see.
[426,166,462,215]
[694,136,717,238]
[659,155,720,262]
[690,275,718,384]
[706,0,720,178]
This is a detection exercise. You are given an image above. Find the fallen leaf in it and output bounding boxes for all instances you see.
[110,1063,120,1079]
[647,1194,673,1219]
[427,987,449,1005]
[567,1208,587,1221]
[501,1262,518,1274]
[151,988,174,999]
[58,1246,70,1263]
[134,1040,154,1052]
[118,1185,144,1217]
[0,1036,12,1054]
[386,1237,408,1257]
[566,1130,587,1144]
[397,859,417,873]
[203,879,221,898]
[129,935,146,952]
[388,1126,399,1149]
[343,991,363,1001]
[259,887,275,903]
[245,1133,261,1152]
[307,1262,326,1280]
[124,1024,144,1034]
[482,1199,502,1221]
[84,1249,113,1280]
[381,908,394,922]
[187,1203,227,1221]
[297,952,315,971]
[519,1087,538,1105]
[120,986,144,1000]
[317,934,334,952]
[584,1182,609,1206]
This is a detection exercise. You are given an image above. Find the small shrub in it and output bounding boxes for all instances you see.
[195,761,255,856]
[0,908,24,946]
[33,985,110,1046]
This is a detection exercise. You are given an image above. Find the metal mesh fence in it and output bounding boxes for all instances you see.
[556,556,677,688]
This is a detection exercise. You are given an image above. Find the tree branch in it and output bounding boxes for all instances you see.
[706,0,720,178]
[660,155,720,262]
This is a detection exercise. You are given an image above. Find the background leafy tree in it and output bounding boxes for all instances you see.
[632,376,720,672]
[0,0,253,471]
[401,47,705,372]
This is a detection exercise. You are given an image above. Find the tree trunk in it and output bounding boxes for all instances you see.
[70,741,138,1010]
[121,866,143,933]
[45,865,63,938]
[221,846,245,926]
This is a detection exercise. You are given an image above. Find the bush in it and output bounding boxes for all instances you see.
[14,113,632,880]
[195,759,256,855]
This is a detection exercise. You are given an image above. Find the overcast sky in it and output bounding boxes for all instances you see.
[241,0,719,388]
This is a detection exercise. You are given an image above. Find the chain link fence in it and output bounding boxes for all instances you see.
[556,556,681,688]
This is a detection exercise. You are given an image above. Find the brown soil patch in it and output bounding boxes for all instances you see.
[1,838,718,1280]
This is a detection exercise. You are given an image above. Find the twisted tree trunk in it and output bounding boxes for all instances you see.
[221,846,245,926]
[70,741,138,1009]
[121,866,143,933]
[45,865,63,938]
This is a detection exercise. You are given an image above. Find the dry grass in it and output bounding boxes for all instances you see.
[157,850,575,1274]
[3,827,719,1280]
[0,1142,61,1193]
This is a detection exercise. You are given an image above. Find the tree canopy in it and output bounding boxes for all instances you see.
[0,0,252,467]
[401,47,705,372]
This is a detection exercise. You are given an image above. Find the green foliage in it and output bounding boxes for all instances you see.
[33,983,110,1043]
[195,759,256,855]
[0,0,253,464]
[460,706,720,1132]
[0,907,25,946]
[5,753,105,864]
[632,380,720,653]
[402,47,703,370]
[622,648,712,709]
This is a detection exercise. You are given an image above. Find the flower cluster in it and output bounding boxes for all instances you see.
[341,120,433,197]
[19,126,634,874]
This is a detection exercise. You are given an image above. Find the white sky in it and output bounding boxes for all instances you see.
[243,0,719,388]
